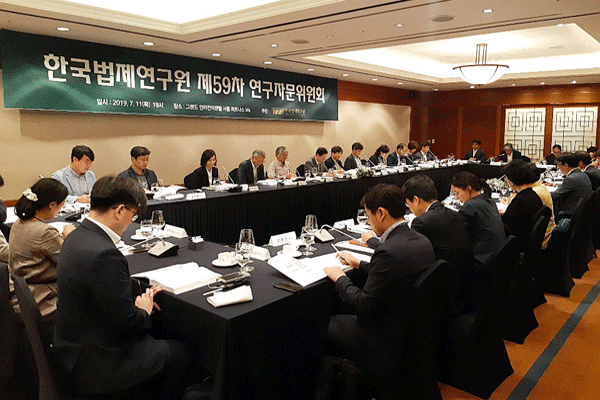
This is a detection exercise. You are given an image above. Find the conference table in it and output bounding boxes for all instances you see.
[144,162,505,246]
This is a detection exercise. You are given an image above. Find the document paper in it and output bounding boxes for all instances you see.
[132,262,221,295]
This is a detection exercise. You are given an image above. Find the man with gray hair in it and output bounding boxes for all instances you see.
[267,146,295,179]
[238,150,267,184]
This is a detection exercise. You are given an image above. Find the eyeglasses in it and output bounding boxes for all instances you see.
[113,205,138,222]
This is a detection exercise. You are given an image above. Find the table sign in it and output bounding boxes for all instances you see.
[186,192,206,200]
[164,224,188,238]
[250,246,271,261]
[268,231,297,246]
[298,181,308,186]
[249,186,260,192]
[325,177,334,182]
[333,219,355,229]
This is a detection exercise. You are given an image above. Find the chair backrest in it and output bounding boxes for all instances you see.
[476,236,519,329]
[520,207,551,270]
[12,275,58,400]
[296,164,305,177]
[228,168,238,184]
[0,262,18,377]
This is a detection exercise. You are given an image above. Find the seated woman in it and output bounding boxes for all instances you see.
[9,178,74,323]
[368,144,390,166]
[451,172,506,270]
[184,149,219,189]
[501,160,544,252]
[0,174,8,263]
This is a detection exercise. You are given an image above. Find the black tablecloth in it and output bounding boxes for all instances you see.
[144,164,504,246]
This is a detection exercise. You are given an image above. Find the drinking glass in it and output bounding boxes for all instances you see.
[305,168,311,179]
[236,242,253,273]
[151,210,166,232]
[151,183,161,193]
[357,209,368,225]
[139,219,153,248]
[304,215,318,250]
[300,229,314,256]
[239,229,255,246]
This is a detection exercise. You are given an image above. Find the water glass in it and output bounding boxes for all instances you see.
[139,219,153,248]
[357,209,368,225]
[236,242,253,273]
[239,229,255,246]
[305,214,318,232]
[151,210,165,231]
[300,230,314,256]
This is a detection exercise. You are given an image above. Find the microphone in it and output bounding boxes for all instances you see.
[361,152,376,167]
[219,160,237,185]
[320,224,358,240]
[428,150,438,161]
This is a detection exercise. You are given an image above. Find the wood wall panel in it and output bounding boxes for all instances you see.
[427,107,458,159]
[462,106,498,157]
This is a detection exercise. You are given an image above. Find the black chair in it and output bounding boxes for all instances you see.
[12,275,59,400]
[540,223,575,297]
[521,155,531,163]
[528,207,552,308]
[567,198,592,279]
[501,209,551,344]
[228,168,238,184]
[296,164,305,177]
[0,263,18,379]
[591,187,600,250]
[437,236,517,399]
[0,223,10,242]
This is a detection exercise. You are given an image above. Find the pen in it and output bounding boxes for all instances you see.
[331,243,347,264]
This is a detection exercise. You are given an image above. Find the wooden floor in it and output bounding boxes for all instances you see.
[441,251,600,400]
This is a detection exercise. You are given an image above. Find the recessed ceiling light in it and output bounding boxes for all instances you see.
[395,23,404,27]
[511,84,516,87]
[397,82,403,85]
[143,41,154,46]
[211,53,221,57]
[433,88,439,91]
[540,82,546,85]
[56,27,70,32]
[371,78,378,81]
[307,68,314,72]
[342,73,349,77]
[470,85,475,89]
[263,61,272,65]
[271,44,278,48]
[572,34,578,37]
[571,80,578,84]
[483,9,493,13]
[585,43,590,46]
[525,48,532,51]
[326,35,334,39]
[556,23,564,27]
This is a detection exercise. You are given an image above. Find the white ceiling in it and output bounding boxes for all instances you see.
[1,0,599,91]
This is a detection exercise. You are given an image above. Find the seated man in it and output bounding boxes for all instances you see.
[343,142,364,170]
[463,139,487,162]
[0,174,7,262]
[118,146,158,190]
[498,143,522,163]
[53,176,192,399]
[238,150,267,184]
[52,145,96,203]
[550,152,593,221]
[587,146,598,160]
[305,147,328,175]
[387,143,410,166]
[412,141,436,162]
[267,146,294,179]
[576,151,600,191]
[545,144,561,165]
[325,146,344,171]
[406,140,419,161]
[324,184,435,399]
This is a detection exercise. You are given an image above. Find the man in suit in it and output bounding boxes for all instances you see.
[412,140,436,162]
[52,145,96,203]
[550,152,593,221]
[238,150,267,184]
[498,143,522,163]
[545,144,561,165]
[53,176,191,399]
[324,145,344,171]
[387,143,411,166]
[576,151,600,191]
[118,146,159,190]
[463,139,487,162]
[305,147,328,174]
[402,174,474,314]
[343,142,364,170]
[324,184,435,399]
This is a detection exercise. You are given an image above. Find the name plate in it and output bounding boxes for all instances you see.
[351,174,358,179]
[268,231,297,246]
[381,170,389,176]
[333,218,355,229]
[186,192,206,200]
[250,246,271,261]
[164,224,188,238]
[165,193,185,201]
[298,181,308,186]
[249,186,260,192]
[325,177,334,182]
[490,161,502,166]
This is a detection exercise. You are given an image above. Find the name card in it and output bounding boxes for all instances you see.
[165,193,185,201]
[325,177,334,182]
[250,246,271,261]
[268,231,297,246]
[490,161,502,166]
[298,180,308,186]
[333,218,355,229]
[249,186,260,192]
[186,192,206,200]
[164,224,188,238]
[381,170,389,176]
[351,174,358,179]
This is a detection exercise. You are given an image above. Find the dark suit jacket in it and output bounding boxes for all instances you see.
[117,166,158,188]
[412,151,436,162]
[184,166,219,189]
[502,188,544,252]
[463,149,487,162]
[343,155,363,170]
[459,194,506,269]
[0,199,6,224]
[335,223,435,376]
[584,166,600,191]
[53,219,164,394]
[386,151,410,166]
[237,159,265,184]
[368,155,385,166]
[551,168,593,220]
[324,156,344,170]
[545,154,558,165]
[498,150,522,163]
[305,156,327,174]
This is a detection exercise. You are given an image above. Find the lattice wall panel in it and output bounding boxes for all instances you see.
[552,107,598,152]
[504,108,546,162]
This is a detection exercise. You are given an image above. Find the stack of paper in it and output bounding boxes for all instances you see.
[132,262,220,294]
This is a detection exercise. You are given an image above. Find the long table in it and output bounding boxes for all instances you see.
[144,163,504,246]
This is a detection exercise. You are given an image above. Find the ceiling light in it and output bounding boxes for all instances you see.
[571,80,577,84]
[397,82,403,85]
[326,35,334,39]
[395,23,404,27]
[143,41,154,46]
[342,73,349,77]
[433,88,439,91]
[211,53,221,57]
[371,78,378,81]
[271,44,278,48]
[470,85,475,89]
[307,68,314,72]
[585,43,590,46]
[556,23,564,27]
[453,43,509,85]
[430,15,455,23]
[263,61,272,65]
[540,82,545,85]
[483,9,493,13]
[291,39,309,44]
[56,27,70,32]
[511,84,516,86]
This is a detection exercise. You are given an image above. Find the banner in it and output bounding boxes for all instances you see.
[0,30,338,121]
